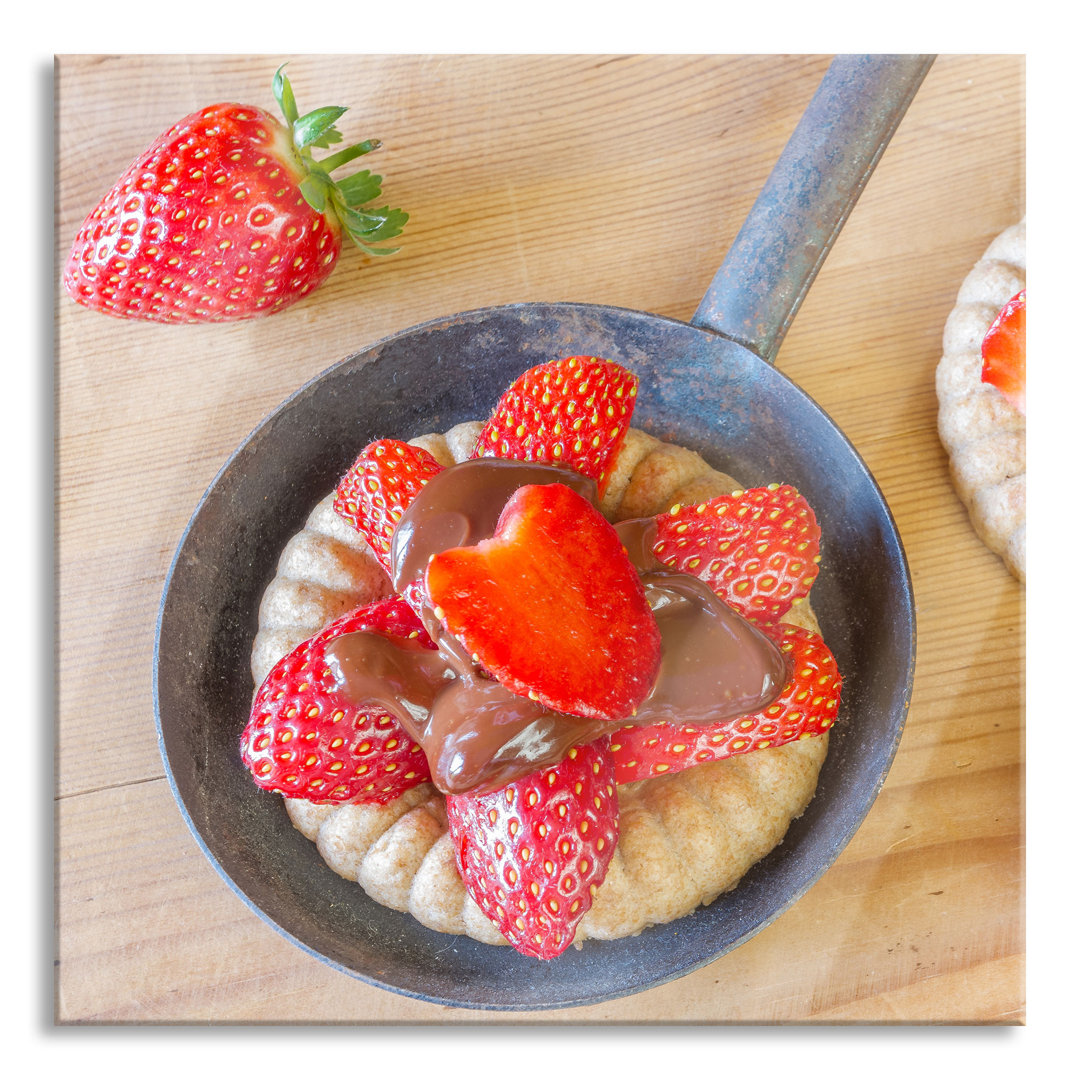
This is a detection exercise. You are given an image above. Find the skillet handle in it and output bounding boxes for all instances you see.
[691,54,934,365]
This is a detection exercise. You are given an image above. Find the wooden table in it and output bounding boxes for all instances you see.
[55,53,1025,1024]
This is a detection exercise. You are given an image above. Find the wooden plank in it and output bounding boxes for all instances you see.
[55,53,1025,1023]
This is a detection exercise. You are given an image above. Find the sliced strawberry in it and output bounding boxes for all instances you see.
[425,482,662,721]
[446,739,619,959]
[241,595,433,804]
[981,289,1026,414]
[652,484,820,621]
[610,622,841,783]
[473,356,638,497]
[334,439,445,577]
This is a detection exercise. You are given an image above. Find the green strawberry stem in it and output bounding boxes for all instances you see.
[273,64,408,256]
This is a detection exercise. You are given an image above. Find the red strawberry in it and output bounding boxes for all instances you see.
[473,356,638,497]
[981,289,1026,414]
[652,484,820,621]
[334,439,445,582]
[446,739,618,959]
[425,482,662,721]
[241,596,433,804]
[64,66,407,323]
[610,622,841,783]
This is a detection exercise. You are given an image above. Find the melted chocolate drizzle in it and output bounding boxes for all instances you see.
[324,458,786,794]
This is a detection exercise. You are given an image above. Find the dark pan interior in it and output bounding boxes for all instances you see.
[154,302,916,1010]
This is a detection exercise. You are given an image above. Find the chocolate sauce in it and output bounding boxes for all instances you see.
[611,517,785,721]
[390,459,598,595]
[324,595,617,794]
[636,572,786,724]
[613,516,661,572]
[413,667,620,794]
[326,457,788,795]
[324,632,453,728]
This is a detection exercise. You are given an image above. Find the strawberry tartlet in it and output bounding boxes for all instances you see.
[242,356,840,959]
[936,220,1026,581]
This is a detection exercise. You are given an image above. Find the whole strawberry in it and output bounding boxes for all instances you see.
[241,596,432,804]
[64,66,407,323]
[446,739,619,959]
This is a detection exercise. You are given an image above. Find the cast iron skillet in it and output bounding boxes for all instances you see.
[154,55,927,1011]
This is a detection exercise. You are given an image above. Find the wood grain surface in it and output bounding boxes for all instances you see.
[54,53,1025,1024]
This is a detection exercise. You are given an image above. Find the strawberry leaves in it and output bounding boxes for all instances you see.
[273,65,408,256]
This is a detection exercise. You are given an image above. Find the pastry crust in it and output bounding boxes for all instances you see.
[250,424,829,948]
[936,220,1026,581]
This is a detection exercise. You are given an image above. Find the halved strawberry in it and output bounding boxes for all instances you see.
[473,356,638,497]
[241,596,433,804]
[334,439,445,577]
[446,739,619,959]
[981,289,1026,414]
[652,484,820,621]
[425,482,662,721]
[610,623,841,783]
